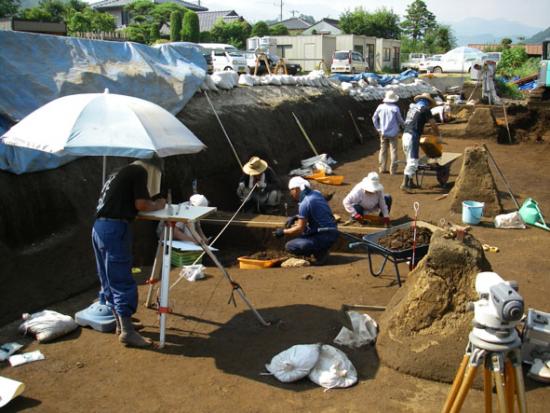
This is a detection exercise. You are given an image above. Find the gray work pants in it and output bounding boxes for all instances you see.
[379,134,399,174]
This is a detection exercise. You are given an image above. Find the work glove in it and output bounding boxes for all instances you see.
[258,182,267,190]
[383,217,391,228]
[285,215,299,229]
[352,213,363,221]
[238,182,245,190]
[273,228,285,239]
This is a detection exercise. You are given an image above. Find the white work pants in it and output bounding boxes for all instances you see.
[379,134,399,174]
[402,132,419,178]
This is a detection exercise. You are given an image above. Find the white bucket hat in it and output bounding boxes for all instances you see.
[361,172,384,193]
[383,90,399,103]
[189,194,209,207]
[288,176,311,191]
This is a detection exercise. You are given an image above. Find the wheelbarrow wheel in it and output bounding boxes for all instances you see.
[436,165,451,186]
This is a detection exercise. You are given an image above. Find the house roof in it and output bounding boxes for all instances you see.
[196,10,241,32]
[318,18,339,28]
[271,17,312,31]
[91,0,208,12]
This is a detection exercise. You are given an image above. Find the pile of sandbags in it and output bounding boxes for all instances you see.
[341,78,438,101]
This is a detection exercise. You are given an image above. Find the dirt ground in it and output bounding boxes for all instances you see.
[2,131,550,412]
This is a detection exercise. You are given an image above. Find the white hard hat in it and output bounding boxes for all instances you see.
[288,176,311,190]
[189,194,209,207]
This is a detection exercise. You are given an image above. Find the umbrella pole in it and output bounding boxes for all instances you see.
[102,156,107,186]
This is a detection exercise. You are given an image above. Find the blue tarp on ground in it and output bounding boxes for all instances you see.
[0,32,207,174]
[329,69,418,86]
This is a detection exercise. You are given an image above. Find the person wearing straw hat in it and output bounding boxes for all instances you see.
[372,90,404,175]
[93,156,166,348]
[273,176,338,265]
[401,93,441,191]
[237,156,282,213]
[343,172,391,227]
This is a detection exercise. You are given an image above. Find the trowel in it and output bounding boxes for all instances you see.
[338,304,386,331]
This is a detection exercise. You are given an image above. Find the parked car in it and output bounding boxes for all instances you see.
[401,53,430,70]
[199,43,248,73]
[417,54,442,72]
[244,51,302,75]
[427,47,486,73]
[331,50,368,74]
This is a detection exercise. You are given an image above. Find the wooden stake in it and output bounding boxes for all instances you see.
[292,112,319,156]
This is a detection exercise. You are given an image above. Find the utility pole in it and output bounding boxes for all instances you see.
[279,0,284,22]
[290,10,299,18]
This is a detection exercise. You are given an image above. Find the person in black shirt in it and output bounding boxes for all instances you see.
[401,93,441,191]
[236,156,282,213]
[92,156,166,347]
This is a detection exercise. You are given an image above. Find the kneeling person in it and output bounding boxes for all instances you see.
[273,177,338,265]
[342,172,391,227]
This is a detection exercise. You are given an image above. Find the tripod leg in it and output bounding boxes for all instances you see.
[505,360,515,413]
[492,354,509,413]
[484,364,493,413]
[442,354,470,413]
[449,364,479,413]
[510,349,528,413]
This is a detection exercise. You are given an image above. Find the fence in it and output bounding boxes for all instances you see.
[72,31,128,42]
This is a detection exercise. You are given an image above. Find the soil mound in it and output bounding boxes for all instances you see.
[449,146,502,217]
[378,227,432,251]
[246,250,288,260]
[464,107,498,139]
[377,229,491,383]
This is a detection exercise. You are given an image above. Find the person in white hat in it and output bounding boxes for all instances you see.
[401,93,442,191]
[372,90,404,175]
[237,156,282,213]
[272,176,338,265]
[342,172,391,227]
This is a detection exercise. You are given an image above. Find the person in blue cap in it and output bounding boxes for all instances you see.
[273,177,338,265]
[401,93,441,191]
[93,156,166,347]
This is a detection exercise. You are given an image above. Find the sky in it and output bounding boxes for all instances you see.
[198,0,550,28]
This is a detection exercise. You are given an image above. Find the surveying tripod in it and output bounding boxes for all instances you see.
[442,330,528,413]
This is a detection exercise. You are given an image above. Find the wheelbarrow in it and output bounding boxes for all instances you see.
[342,221,438,287]
[415,152,462,187]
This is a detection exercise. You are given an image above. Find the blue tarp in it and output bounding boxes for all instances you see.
[329,69,419,86]
[0,32,207,174]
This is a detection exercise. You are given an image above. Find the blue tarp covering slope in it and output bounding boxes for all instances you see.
[0,32,207,174]
[329,69,419,86]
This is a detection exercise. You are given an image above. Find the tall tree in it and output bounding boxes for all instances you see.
[401,0,436,42]
[340,7,400,39]
[423,24,456,53]
[251,21,269,37]
[170,10,182,41]
[269,23,289,36]
[181,10,199,42]
[0,0,19,17]
[210,20,251,49]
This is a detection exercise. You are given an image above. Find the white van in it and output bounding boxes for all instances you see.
[198,43,247,73]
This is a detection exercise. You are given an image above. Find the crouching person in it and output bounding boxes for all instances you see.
[273,177,338,265]
[343,172,391,227]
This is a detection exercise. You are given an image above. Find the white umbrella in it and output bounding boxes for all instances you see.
[2,89,205,159]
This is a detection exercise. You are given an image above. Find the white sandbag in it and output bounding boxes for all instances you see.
[308,345,358,389]
[211,71,238,90]
[280,75,295,85]
[341,82,353,93]
[494,211,526,229]
[179,264,206,282]
[19,310,78,343]
[269,75,282,86]
[333,311,378,349]
[265,344,321,383]
[238,74,255,87]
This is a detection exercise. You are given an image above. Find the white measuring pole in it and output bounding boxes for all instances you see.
[158,220,174,348]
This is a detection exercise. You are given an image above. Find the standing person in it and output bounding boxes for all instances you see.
[273,177,338,265]
[342,172,391,227]
[237,156,282,213]
[372,90,404,175]
[401,93,441,191]
[93,156,166,348]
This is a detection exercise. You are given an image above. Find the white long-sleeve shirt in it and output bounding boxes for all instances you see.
[342,183,389,217]
[372,103,404,138]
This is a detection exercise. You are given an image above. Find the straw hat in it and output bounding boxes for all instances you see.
[383,90,399,103]
[242,156,268,176]
[189,194,209,207]
[361,172,384,193]
[414,93,436,108]
[288,176,311,191]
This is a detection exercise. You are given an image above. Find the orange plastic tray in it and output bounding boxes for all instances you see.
[314,175,344,185]
[237,256,286,269]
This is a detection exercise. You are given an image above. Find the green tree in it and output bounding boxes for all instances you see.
[67,8,115,33]
[210,19,251,49]
[269,23,289,35]
[19,0,66,22]
[340,7,400,39]
[170,10,182,41]
[497,47,529,77]
[181,10,199,42]
[423,24,456,53]
[1,0,20,17]
[251,21,269,37]
[401,0,436,42]
[199,31,212,42]
[500,38,513,49]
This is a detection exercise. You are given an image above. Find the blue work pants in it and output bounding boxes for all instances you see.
[285,231,338,259]
[92,219,137,317]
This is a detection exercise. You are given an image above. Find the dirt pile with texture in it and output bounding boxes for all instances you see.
[449,146,502,217]
[246,250,288,260]
[465,107,498,139]
[377,229,491,383]
[378,227,432,251]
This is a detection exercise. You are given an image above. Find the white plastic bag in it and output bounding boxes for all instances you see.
[0,342,23,361]
[265,344,320,383]
[238,74,255,87]
[308,345,357,389]
[180,264,205,282]
[9,350,45,367]
[494,211,526,229]
[19,310,78,343]
[333,311,378,349]
[0,376,25,408]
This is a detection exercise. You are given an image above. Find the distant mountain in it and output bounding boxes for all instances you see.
[447,17,543,46]
[526,27,550,44]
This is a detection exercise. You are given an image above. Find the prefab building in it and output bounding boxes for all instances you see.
[335,34,376,70]
[376,38,401,72]
[273,35,336,72]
